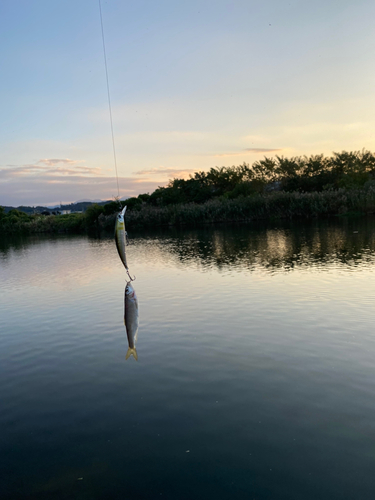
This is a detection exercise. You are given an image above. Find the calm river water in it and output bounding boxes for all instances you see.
[1,217,375,499]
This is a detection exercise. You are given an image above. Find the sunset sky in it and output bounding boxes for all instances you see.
[1,0,375,206]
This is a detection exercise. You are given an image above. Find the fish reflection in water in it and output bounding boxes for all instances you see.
[124,281,139,360]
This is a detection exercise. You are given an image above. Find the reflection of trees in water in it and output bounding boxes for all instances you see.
[0,233,36,255]
[2,217,375,271]
[152,217,375,271]
[0,233,84,258]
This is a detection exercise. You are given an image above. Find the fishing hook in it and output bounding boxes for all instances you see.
[126,269,136,282]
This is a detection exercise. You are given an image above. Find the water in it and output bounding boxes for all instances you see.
[1,217,375,499]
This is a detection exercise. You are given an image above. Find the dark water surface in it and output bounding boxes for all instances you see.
[1,218,375,499]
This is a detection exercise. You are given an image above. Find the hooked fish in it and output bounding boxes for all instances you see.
[115,206,129,271]
[124,281,139,360]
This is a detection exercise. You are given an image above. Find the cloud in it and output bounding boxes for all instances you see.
[133,166,196,178]
[0,160,102,180]
[0,174,163,206]
[244,148,283,153]
[38,158,82,166]
[0,159,165,206]
[215,148,282,157]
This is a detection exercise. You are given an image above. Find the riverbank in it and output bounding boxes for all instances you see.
[119,187,375,230]
[2,187,375,234]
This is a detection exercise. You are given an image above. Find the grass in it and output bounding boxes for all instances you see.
[100,187,375,231]
[3,186,375,235]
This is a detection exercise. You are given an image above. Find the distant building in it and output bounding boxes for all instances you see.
[60,210,71,215]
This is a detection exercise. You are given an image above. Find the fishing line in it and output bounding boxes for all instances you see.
[98,0,120,202]
[100,1,135,283]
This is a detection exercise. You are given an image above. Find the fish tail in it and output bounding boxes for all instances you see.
[125,347,138,361]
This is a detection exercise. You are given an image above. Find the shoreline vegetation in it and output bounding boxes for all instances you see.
[2,150,375,234]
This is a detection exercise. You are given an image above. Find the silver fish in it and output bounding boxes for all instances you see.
[124,281,139,360]
[115,206,129,271]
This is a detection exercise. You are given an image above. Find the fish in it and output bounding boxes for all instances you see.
[115,206,129,271]
[124,281,139,360]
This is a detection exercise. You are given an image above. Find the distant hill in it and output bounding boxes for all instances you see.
[1,200,113,214]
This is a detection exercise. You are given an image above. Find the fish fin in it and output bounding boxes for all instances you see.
[125,347,138,361]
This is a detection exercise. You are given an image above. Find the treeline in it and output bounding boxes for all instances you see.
[98,150,375,216]
[2,150,375,234]
[123,150,375,208]
[0,209,86,234]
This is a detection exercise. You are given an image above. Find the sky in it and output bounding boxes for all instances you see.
[1,0,375,206]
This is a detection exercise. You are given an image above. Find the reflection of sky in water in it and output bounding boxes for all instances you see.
[1,219,375,344]
[1,219,375,498]
[0,228,373,331]
[1,220,375,309]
